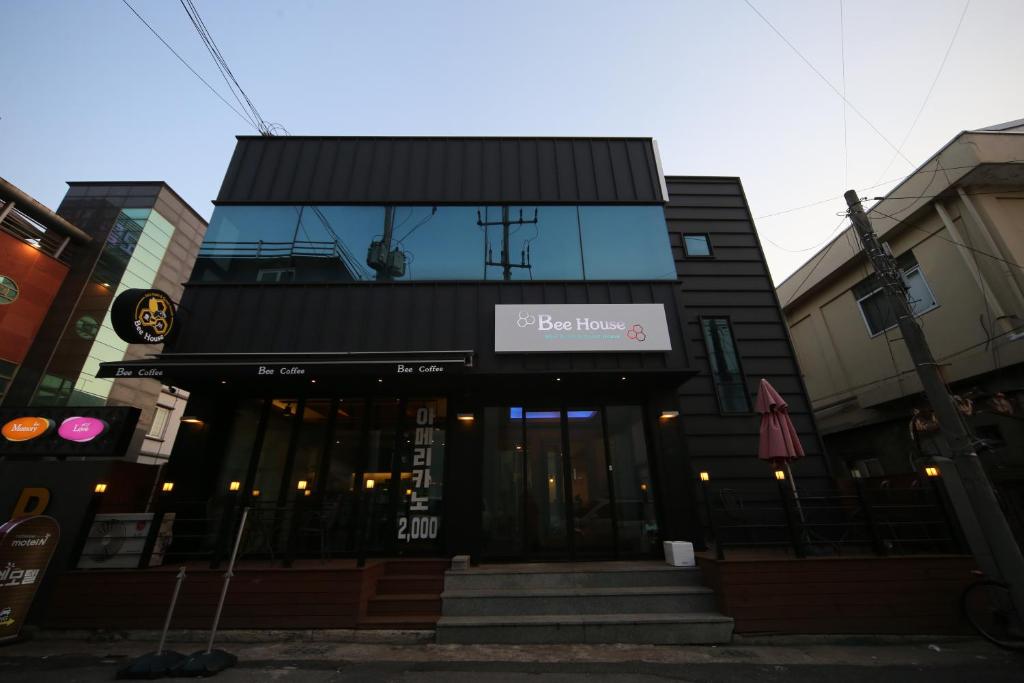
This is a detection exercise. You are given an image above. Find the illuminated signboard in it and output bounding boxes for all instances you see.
[0,407,139,458]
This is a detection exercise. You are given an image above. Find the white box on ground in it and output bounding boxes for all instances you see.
[663,541,695,567]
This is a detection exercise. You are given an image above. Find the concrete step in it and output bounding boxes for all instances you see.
[444,566,704,592]
[360,613,440,629]
[440,586,716,617]
[436,612,734,644]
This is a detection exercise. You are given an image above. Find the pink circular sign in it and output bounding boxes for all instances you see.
[58,417,109,443]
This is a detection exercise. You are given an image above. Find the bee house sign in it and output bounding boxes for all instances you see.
[0,515,60,643]
[111,289,176,344]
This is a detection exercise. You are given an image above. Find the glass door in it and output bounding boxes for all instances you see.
[524,407,568,557]
[482,405,652,560]
[567,408,615,557]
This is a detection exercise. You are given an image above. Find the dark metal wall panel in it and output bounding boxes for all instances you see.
[216,137,665,204]
[664,176,830,488]
[172,281,690,374]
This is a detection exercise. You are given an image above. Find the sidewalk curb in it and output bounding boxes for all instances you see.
[27,628,435,645]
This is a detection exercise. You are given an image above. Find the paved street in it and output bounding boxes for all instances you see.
[1,635,1021,681]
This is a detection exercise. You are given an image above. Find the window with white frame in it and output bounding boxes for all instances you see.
[852,251,938,337]
[148,405,171,439]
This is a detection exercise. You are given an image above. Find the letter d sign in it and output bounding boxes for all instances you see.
[11,488,50,519]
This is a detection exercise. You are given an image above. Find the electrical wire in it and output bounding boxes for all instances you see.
[753,163,999,220]
[869,207,1024,273]
[780,215,849,297]
[874,0,972,183]
[839,0,848,189]
[178,0,270,135]
[742,0,912,167]
[120,0,257,131]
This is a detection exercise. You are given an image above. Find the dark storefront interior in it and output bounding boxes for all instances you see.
[173,384,667,564]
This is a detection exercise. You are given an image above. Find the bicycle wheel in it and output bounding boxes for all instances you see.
[962,579,1024,650]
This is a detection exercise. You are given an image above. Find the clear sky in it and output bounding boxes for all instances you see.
[3,0,1021,283]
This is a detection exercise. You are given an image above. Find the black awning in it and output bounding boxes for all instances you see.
[97,350,474,382]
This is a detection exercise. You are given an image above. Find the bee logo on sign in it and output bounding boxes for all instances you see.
[111,289,176,344]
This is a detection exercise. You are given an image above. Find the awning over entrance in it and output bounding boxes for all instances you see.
[97,350,475,383]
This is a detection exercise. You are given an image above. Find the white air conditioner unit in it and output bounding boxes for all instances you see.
[77,513,175,569]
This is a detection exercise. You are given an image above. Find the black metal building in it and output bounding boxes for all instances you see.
[101,136,827,563]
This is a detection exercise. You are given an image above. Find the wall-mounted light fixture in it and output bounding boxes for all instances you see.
[304,490,312,497]
[640,482,648,492]
[699,471,710,482]
[180,416,204,425]
[161,482,174,493]
[94,483,108,494]
[925,466,941,478]
[660,410,679,419]
[365,479,375,490]
[457,413,474,422]
[773,469,786,481]
[229,481,241,492]
[296,480,308,491]
[251,489,261,497]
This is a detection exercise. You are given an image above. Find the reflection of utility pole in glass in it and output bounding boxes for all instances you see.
[479,207,537,281]
[367,206,407,280]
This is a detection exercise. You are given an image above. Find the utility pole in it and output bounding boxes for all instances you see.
[845,190,1024,620]
[479,207,537,280]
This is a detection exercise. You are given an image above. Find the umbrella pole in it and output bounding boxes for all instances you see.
[783,460,805,523]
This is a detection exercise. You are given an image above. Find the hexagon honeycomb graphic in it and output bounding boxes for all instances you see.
[516,311,536,328]
[626,323,646,342]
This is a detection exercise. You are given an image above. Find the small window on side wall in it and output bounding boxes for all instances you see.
[701,317,750,413]
[683,234,713,258]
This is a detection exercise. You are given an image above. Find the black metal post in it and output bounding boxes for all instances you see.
[138,484,172,569]
[777,478,806,558]
[928,472,969,554]
[700,479,724,560]
[69,487,105,568]
[852,477,887,556]
[211,488,240,569]
[283,490,309,568]
[355,483,373,568]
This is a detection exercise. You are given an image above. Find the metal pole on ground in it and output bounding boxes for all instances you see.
[846,190,1024,621]
[175,507,249,676]
[115,567,188,679]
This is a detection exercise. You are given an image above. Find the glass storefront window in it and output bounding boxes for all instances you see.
[193,204,675,283]
[481,407,526,558]
[322,399,364,554]
[394,399,446,550]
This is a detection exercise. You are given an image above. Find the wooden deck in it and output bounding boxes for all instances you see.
[697,554,976,634]
[42,558,446,631]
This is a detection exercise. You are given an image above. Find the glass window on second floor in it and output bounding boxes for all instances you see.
[852,251,938,336]
[701,317,750,414]
[192,204,675,283]
[683,234,712,258]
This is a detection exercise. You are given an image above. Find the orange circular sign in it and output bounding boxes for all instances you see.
[1,417,55,443]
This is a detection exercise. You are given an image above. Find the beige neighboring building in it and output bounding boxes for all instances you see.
[778,119,1024,535]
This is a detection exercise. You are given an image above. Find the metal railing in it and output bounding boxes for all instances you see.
[700,477,965,559]
[198,240,346,259]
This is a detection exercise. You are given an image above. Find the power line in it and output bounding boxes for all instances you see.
[741,0,912,167]
[119,0,256,131]
[781,215,848,296]
[754,162,1017,220]
[869,207,1024,273]
[178,0,270,135]
[874,0,972,183]
[839,0,849,188]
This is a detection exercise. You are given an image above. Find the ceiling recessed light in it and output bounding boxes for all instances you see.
[555,377,561,382]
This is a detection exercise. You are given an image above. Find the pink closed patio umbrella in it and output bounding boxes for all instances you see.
[755,378,805,506]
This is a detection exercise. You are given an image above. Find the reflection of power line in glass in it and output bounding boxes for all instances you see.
[479,207,538,281]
